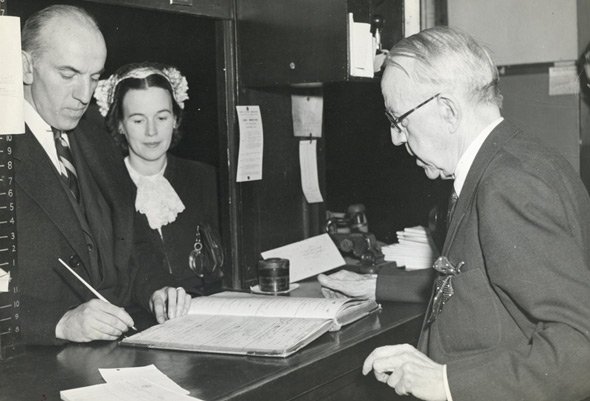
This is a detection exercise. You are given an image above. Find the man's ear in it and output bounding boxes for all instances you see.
[438,95,460,132]
[22,51,34,85]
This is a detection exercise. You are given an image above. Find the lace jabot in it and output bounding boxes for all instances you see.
[125,157,185,231]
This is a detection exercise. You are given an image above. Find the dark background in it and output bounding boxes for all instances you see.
[13,0,220,167]
[324,81,452,244]
[13,0,452,276]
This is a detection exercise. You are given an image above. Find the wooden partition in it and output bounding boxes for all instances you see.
[12,0,449,291]
[12,0,240,287]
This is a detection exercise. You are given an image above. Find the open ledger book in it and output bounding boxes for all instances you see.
[121,292,380,358]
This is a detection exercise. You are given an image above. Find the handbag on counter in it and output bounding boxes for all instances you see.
[188,223,224,279]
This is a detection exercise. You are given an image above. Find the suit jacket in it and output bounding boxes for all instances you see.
[15,107,166,345]
[133,154,221,295]
[377,120,590,401]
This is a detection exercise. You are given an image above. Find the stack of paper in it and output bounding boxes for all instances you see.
[60,364,203,401]
[120,292,379,358]
[381,226,438,271]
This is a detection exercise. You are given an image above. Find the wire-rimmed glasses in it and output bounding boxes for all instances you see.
[385,93,440,133]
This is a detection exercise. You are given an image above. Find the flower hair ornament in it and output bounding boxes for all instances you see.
[93,66,189,117]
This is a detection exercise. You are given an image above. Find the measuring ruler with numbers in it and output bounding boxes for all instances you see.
[0,135,21,360]
[0,0,22,360]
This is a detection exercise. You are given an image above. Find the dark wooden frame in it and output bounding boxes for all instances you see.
[76,0,243,288]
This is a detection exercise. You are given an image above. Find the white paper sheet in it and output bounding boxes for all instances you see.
[404,0,421,37]
[236,105,263,182]
[99,364,189,395]
[261,233,345,282]
[0,16,25,135]
[299,140,323,203]
[123,314,330,357]
[0,268,10,292]
[348,13,374,78]
[382,226,438,271]
[60,379,203,401]
[291,94,323,138]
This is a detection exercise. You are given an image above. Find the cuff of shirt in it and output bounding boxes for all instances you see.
[443,364,453,401]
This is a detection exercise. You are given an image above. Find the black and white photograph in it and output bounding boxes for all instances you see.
[1,1,590,400]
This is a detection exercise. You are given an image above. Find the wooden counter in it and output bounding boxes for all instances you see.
[0,286,424,401]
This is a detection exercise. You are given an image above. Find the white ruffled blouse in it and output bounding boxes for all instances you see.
[125,157,185,232]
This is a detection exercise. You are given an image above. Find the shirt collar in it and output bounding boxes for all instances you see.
[453,117,503,196]
[24,100,65,172]
[24,100,52,136]
[124,156,167,182]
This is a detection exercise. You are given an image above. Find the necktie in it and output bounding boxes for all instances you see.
[446,189,458,228]
[52,128,80,202]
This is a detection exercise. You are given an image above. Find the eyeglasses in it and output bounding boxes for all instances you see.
[385,93,440,133]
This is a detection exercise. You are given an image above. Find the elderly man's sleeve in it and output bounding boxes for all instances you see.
[375,265,434,303]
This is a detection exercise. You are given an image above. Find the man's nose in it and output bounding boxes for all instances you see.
[72,78,94,105]
[390,127,407,146]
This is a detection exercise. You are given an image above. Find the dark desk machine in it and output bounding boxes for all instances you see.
[326,204,396,274]
[0,0,22,360]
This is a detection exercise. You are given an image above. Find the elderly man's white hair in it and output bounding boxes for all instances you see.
[385,26,503,108]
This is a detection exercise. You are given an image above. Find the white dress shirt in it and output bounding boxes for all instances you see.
[24,100,71,174]
[453,117,504,196]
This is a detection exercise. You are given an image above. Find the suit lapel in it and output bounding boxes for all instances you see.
[418,121,522,353]
[14,127,90,268]
[442,120,521,254]
[69,114,134,262]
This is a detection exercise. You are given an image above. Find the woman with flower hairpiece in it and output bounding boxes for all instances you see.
[94,61,223,296]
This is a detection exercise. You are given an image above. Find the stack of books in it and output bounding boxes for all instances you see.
[381,226,438,271]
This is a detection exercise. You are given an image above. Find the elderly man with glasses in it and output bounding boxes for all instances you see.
[319,26,590,401]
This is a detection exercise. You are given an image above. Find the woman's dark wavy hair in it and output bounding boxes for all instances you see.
[105,62,184,153]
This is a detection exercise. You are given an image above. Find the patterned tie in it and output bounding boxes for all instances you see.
[52,128,80,202]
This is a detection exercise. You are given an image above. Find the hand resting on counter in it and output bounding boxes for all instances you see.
[318,269,377,300]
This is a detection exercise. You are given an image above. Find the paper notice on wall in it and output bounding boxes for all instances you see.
[261,233,345,282]
[0,16,25,135]
[348,13,374,78]
[299,140,323,203]
[292,93,323,138]
[404,0,421,37]
[236,105,263,182]
[549,62,579,96]
[0,268,10,292]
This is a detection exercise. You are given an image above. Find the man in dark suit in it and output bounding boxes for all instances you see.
[17,4,191,344]
[319,27,590,400]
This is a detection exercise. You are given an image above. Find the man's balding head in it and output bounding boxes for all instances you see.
[21,4,107,130]
[22,4,103,59]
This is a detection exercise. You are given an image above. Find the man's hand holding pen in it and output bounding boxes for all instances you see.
[55,299,136,342]
[54,287,192,342]
[57,259,192,340]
